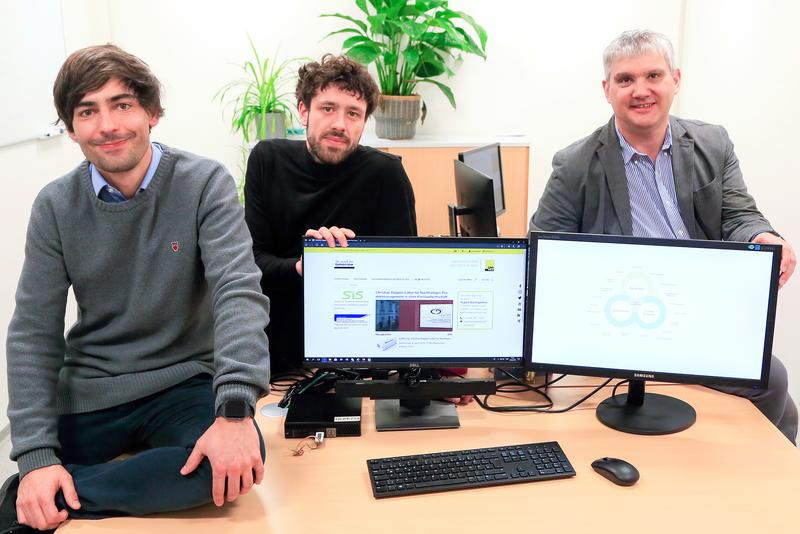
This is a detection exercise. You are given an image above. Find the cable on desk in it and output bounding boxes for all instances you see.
[291,432,325,456]
[277,368,364,408]
[474,369,556,412]
[269,369,314,393]
[475,369,615,413]
[611,379,630,399]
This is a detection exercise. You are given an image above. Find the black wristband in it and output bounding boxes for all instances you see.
[217,400,253,420]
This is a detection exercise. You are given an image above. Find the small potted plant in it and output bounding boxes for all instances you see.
[216,37,297,142]
[322,0,487,139]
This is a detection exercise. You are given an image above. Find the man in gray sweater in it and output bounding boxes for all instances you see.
[1,45,271,533]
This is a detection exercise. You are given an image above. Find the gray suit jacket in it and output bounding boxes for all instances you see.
[530,116,775,242]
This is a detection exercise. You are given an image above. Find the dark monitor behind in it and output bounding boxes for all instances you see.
[303,236,528,430]
[524,232,781,435]
[458,143,505,215]
[451,160,497,237]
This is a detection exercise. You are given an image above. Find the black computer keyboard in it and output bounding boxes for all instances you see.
[367,441,575,498]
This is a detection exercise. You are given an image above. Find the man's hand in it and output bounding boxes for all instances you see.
[180,417,264,506]
[753,233,796,288]
[296,226,357,276]
[16,465,80,531]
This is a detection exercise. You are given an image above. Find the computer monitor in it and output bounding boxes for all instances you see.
[449,160,498,237]
[458,143,505,215]
[524,232,781,435]
[303,236,528,430]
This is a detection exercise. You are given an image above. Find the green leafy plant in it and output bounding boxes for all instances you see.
[322,0,487,108]
[216,37,297,143]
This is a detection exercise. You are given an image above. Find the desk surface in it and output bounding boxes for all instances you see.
[59,380,800,534]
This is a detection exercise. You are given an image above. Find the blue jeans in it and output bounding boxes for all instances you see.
[56,375,265,518]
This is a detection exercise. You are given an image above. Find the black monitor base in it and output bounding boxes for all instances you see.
[375,399,460,431]
[596,380,696,435]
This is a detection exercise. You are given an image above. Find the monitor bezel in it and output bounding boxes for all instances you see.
[523,231,781,389]
[302,235,528,370]
[458,142,506,216]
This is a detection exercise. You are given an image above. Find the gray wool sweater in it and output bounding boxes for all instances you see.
[6,145,271,477]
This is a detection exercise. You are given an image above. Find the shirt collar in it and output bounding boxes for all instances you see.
[90,142,163,198]
[614,121,673,164]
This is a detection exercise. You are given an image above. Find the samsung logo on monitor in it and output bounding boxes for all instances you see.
[633,373,655,379]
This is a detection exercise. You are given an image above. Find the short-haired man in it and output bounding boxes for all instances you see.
[245,54,417,374]
[0,45,271,533]
[530,30,797,443]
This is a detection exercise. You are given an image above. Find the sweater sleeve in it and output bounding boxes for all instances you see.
[244,143,301,295]
[374,158,418,236]
[7,190,69,476]
[196,166,271,413]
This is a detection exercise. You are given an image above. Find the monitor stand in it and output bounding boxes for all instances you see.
[447,204,471,237]
[596,379,696,435]
[375,399,460,431]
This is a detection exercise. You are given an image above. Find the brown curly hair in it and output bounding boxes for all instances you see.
[295,54,379,118]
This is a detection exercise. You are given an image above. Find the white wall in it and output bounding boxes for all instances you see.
[2,0,798,432]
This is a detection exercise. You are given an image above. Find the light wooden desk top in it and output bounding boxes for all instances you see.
[60,381,800,534]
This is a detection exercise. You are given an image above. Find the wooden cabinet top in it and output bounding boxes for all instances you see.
[362,133,531,149]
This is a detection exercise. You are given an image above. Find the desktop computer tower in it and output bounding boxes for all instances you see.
[284,393,362,438]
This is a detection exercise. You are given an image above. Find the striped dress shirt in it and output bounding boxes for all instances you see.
[615,123,689,239]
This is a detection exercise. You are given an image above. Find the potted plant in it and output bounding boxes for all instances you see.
[322,0,487,139]
[216,37,297,142]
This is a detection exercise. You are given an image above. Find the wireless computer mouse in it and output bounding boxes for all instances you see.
[591,457,640,486]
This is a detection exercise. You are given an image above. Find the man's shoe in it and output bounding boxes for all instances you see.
[0,474,52,534]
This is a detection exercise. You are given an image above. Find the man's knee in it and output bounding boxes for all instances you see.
[767,355,789,399]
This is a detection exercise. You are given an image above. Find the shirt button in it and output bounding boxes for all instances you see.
[678,230,685,236]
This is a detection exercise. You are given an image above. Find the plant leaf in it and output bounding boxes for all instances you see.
[415,47,447,77]
[319,27,364,42]
[402,47,420,71]
[396,19,427,39]
[367,13,388,35]
[450,9,488,50]
[320,13,368,33]
[342,34,379,49]
[417,78,456,108]
[346,43,382,64]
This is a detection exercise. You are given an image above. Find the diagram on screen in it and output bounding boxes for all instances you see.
[589,270,685,339]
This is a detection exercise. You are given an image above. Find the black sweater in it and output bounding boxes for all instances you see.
[244,139,417,373]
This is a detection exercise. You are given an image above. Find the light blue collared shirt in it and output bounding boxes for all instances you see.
[615,123,689,239]
[90,142,163,203]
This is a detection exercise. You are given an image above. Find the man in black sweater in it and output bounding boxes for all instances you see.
[245,55,417,374]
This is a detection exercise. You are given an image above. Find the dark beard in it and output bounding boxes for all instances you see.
[307,134,356,165]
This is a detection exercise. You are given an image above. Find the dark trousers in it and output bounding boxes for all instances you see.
[56,375,265,518]
[713,354,798,445]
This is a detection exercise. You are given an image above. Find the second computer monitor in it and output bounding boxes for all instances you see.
[524,231,781,435]
[453,160,498,237]
[458,143,505,215]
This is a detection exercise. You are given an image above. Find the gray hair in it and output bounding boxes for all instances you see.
[603,30,676,80]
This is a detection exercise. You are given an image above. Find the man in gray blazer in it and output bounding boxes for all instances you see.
[530,30,797,443]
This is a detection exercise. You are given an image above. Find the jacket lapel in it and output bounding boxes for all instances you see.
[670,118,697,238]
[598,117,633,235]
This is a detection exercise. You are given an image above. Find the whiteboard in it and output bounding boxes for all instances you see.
[0,0,66,147]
